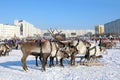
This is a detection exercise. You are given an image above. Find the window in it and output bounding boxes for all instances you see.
[20,24,23,35]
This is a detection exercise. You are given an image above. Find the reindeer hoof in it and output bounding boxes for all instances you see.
[41,69,46,72]
[49,64,55,67]
[60,65,64,67]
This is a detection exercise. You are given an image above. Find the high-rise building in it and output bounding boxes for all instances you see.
[14,20,41,37]
[104,19,120,34]
[95,25,104,34]
[0,20,41,39]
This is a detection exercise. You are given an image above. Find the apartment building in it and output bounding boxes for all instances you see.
[14,20,41,37]
[95,25,104,34]
[104,19,120,34]
[0,24,20,39]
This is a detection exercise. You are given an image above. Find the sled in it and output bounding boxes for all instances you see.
[112,46,120,49]
[77,62,104,66]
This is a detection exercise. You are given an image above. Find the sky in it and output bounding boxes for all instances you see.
[0,0,120,30]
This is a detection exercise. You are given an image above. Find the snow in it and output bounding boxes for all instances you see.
[0,44,120,80]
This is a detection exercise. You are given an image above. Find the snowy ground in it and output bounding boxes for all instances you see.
[0,44,120,80]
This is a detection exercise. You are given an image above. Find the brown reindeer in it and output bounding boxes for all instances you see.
[21,40,53,71]
[68,45,78,65]
[21,39,70,71]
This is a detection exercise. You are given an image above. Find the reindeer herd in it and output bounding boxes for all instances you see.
[0,29,117,72]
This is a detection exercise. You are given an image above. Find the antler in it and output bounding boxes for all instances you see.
[55,28,62,35]
[48,28,55,38]
[48,28,63,41]
[50,28,55,34]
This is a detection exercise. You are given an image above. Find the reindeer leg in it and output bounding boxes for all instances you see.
[0,51,2,56]
[0,54,1,56]
[49,56,52,67]
[83,58,87,65]
[71,54,75,66]
[35,56,38,66]
[80,57,84,65]
[21,54,28,71]
[42,56,46,71]
[49,56,54,67]
[39,53,43,62]
[42,53,50,71]
[51,57,54,66]
[79,58,82,65]
[60,58,64,67]
[87,60,91,66]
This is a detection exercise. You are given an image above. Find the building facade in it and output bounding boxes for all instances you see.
[0,24,20,39]
[41,29,95,39]
[104,19,120,34]
[0,20,95,39]
[62,29,94,38]
[95,25,104,34]
[14,20,41,37]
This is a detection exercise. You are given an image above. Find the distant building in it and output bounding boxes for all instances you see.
[95,25,104,34]
[104,19,120,34]
[0,24,20,39]
[41,29,95,39]
[14,20,41,37]
[62,29,94,38]
[0,20,41,39]
[0,20,95,39]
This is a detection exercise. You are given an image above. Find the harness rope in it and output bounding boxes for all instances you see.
[39,40,43,62]
[75,39,79,47]
[85,47,90,60]
[39,40,53,62]
[49,40,52,54]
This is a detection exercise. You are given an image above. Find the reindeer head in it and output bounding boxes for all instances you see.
[64,43,78,56]
[56,48,70,60]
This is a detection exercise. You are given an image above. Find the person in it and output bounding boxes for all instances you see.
[98,38,102,51]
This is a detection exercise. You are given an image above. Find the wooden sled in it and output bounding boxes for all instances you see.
[112,46,120,49]
[76,62,104,66]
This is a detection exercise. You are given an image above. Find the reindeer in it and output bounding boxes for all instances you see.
[0,44,5,56]
[66,39,108,65]
[21,29,70,71]
[103,41,116,49]
[0,43,12,56]
[48,29,108,66]
[46,29,67,67]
